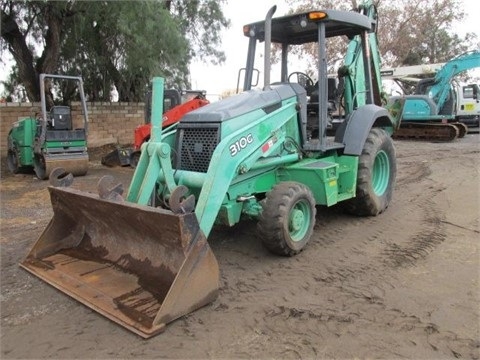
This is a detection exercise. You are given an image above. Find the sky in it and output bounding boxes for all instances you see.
[1,0,479,100]
[189,2,290,99]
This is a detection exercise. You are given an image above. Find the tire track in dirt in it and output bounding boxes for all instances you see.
[196,140,478,359]
[1,139,478,359]
[199,140,478,358]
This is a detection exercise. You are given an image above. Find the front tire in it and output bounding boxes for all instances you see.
[345,128,396,216]
[258,181,316,256]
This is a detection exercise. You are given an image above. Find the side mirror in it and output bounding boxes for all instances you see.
[236,68,260,93]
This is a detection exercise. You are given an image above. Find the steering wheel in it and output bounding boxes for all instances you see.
[288,72,315,90]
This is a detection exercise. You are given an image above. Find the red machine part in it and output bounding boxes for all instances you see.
[133,96,209,151]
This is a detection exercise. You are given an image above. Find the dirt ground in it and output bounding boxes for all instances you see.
[1,134,479,359]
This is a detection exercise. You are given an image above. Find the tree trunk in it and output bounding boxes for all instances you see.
[36,3,64,79]
[1,3,64,103]
[1,10,39,101]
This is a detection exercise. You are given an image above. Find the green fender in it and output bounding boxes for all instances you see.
[334,104,394,156]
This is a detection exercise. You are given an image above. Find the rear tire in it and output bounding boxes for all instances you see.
[258,181,316,256]
[345,128,396,216]
[7,149,19,174]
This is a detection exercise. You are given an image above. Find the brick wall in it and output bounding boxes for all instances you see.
[0,101,145,155]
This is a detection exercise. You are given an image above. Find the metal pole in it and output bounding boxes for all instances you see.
[150,77,165,142]
[263,5,277,90]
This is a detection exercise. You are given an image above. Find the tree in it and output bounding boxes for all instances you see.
[280,0,477,72]
[377,0,475,65]
[0,65,27,102]
[1,0,230,102]
[1,1,71,102]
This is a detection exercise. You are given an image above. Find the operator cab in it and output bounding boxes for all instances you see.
[241,8,379,149]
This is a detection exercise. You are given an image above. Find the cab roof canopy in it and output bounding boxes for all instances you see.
[243,9,373,45]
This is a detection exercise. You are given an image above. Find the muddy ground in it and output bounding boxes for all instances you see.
[1,135,479,359]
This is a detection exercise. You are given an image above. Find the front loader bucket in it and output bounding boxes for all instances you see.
[20,186,219,338]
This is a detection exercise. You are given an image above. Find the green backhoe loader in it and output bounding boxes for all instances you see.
[20,2,403,338]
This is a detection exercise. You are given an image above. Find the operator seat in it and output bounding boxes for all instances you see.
[308,78,338,113]
[50,106,72,130]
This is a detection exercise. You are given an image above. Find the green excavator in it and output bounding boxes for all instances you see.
[392,50,480,141]
[20,2,402,338]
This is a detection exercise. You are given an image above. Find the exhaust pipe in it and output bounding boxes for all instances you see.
[263,5,277,90]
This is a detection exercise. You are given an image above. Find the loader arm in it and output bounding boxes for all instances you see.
[127,78,178,204]
[194,95,300,238]
[128,77,305,238]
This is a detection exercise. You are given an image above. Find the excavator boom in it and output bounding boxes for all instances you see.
[428,51,480,110]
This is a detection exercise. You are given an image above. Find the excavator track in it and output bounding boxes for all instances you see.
[393,122,459,142]
[452,122,468,138]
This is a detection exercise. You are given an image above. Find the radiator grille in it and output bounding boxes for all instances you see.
[176,125,220,173]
